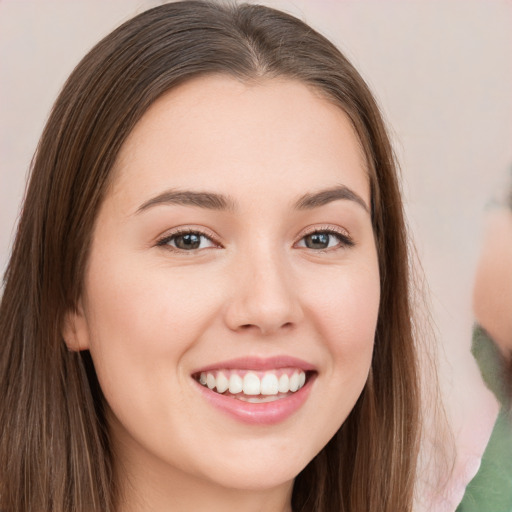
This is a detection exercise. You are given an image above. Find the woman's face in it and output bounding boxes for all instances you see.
[66,76,380,496]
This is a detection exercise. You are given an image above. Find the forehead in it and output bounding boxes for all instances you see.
[111,75,369,209]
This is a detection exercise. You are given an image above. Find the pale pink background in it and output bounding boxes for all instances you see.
[1,1,511,510]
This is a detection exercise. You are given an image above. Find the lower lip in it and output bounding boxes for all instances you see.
[194,375,315,425]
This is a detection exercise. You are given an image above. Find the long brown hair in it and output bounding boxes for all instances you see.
[0,2,420,510]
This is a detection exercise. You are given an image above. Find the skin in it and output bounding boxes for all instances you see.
[473,208,512,357]
[64,76,380,512]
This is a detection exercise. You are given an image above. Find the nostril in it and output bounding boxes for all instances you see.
[237,321,295,335]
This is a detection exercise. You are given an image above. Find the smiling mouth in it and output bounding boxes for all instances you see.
[193,368,312,403]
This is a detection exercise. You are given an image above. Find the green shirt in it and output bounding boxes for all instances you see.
[456,326,512,511]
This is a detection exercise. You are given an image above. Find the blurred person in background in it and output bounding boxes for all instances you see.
[457,170,512,511]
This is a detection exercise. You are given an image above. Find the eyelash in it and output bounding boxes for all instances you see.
[156,226,354,253]
[156,228,220,252]
[294,226,354,253]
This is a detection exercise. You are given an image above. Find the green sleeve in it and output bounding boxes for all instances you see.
[456,327,512,512]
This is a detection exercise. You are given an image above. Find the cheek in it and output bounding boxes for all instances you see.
[81,256,221,400]
[86,255,214,339]
[301,256,380,396]
[307,260,380,350]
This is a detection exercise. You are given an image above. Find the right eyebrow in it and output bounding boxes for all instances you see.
[135,189,235,214]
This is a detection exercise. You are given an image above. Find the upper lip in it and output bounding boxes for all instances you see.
[192,355,316,374]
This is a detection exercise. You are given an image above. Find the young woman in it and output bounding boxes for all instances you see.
[0,2,422,511]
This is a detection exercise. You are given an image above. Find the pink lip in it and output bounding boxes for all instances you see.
[194,374,316,425]
[192,355,316,374]
[191,356,317,425]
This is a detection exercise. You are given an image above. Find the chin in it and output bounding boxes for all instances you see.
[207,464,301,492]
[189,441,318,492]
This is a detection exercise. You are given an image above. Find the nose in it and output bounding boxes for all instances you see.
[224,249,304,335]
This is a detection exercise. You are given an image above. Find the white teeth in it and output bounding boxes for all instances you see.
[289,372,300,392]
[260,373,279,395]
[198,369,307,396]
[206,373,216,390]
[216,371,229,393]
[243,372,261,395]
[278,374,290,393]
[229,374,243,394]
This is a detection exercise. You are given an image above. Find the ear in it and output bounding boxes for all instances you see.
[62,299,91,352]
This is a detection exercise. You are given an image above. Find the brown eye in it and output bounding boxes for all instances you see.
[304,232,332,249]
[158,231,216,251]
[174,233,202,250]
[297,230,354,250]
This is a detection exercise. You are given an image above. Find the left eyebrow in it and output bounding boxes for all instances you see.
[294,185,370,213]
